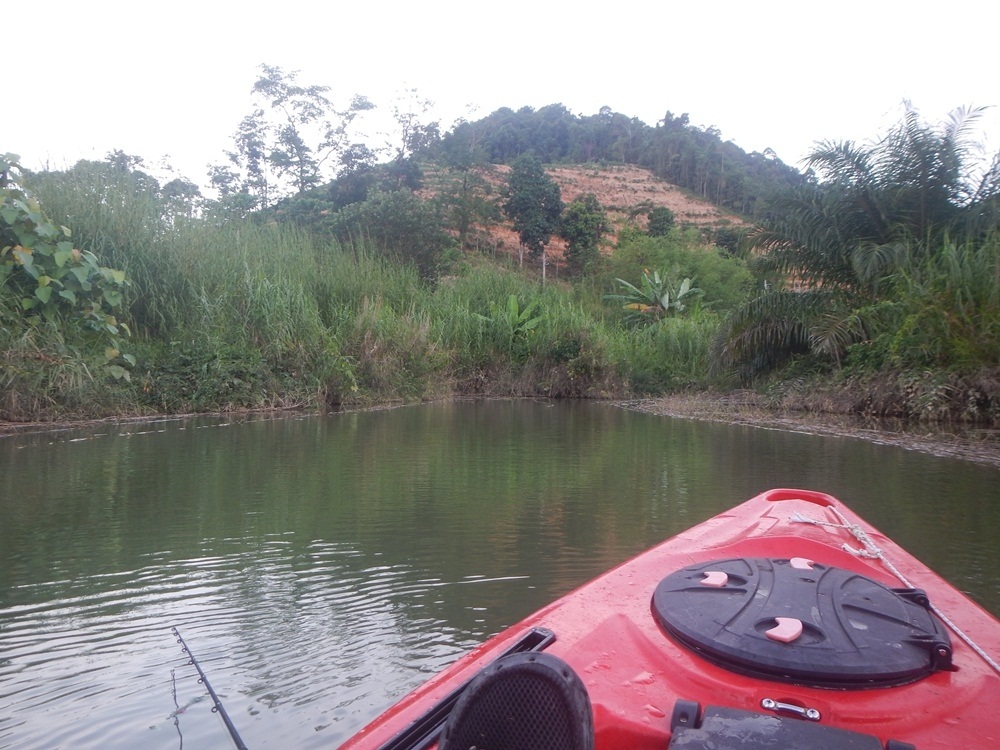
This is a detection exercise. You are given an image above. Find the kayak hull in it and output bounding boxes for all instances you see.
[340,489,1000,749]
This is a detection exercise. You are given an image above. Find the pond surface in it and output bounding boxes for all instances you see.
[1,400,998,749]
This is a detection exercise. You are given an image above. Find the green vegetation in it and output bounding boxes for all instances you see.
[0,153,725,419]
[559,193,608,275]
[710,105,1000,421]
[2,154,135,418]
[434,105,807,217]
[501,154,563,269]
[606,271,703,321]
[3,92,999,425]
[646,206,676,237]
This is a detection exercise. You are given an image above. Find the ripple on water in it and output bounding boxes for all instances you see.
[0,536,488,750]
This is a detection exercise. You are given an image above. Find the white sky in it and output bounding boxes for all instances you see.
[6,1,998,190]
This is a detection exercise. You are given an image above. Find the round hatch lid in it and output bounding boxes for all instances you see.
[652,557,953,688]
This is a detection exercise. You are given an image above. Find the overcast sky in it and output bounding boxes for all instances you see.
[7,1,998,189]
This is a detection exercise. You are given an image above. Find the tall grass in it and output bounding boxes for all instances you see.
[890,238,1000,368]
[28,163,189,336]
[314,242,424,326]
[0,302,123,420]
[427,265,545,369]
[606,315,718,393]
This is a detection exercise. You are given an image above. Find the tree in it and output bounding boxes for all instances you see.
[161,177,202,224]
[210,108,271,210]
[329,190,453,280]
[432,116,500,251]
[437,168,501,252]
[753,104,1000,291]
[387,88,441,162]
[210,64,374,210]
[559,193,607,274]
[646,206,675,236]
[501,154,563,275]
[712,226,745,257]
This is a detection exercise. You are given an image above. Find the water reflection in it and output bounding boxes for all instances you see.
[1,401,998,748]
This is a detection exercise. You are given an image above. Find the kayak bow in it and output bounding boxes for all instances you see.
[340,488,1000,750]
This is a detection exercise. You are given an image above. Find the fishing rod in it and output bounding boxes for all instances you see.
[171,626,249,750]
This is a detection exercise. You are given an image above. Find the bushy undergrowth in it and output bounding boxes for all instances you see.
[605,314,717,393]
[0,312,120,420]
[597,228,754,315]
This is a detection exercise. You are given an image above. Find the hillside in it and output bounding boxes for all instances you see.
[544,164,746,229]
[422,162,748,267]
[435,106,808,219]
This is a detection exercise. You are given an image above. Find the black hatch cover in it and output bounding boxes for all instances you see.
[652,557,952,688]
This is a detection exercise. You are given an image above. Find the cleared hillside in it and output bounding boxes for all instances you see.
[422,162,748,266]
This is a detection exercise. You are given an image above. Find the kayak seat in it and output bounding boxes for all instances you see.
[438,651,594,750]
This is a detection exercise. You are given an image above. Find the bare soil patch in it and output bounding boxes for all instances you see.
[544,164,743,229]
[422,163,747,270]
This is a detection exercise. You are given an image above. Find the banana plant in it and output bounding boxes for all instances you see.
[606,269,703,321]
[476,294,542,339]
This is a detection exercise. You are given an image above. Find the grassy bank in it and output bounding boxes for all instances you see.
[4,151,999,429]
[3,161,719,420]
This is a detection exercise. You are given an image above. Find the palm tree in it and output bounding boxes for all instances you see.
[713,104,1000,380]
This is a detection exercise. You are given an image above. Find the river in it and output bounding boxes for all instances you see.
[1,400,998,748]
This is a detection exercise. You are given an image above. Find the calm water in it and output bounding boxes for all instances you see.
[1,400,998,749]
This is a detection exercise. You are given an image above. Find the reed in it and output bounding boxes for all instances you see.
[606,315,717,393]
[889,238,1000,369]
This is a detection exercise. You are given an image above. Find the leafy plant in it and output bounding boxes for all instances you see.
[1,153,134,379]
[646,206,675,236]
[559,193,608,274]
[478,294,542,338]
[716,104,1000,380]
[604,231,751,312]
[606,269,703,322]
[888,238,1000,368]
[501,154,563,263]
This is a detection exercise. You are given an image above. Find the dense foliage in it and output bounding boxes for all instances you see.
[1,154,135,418]
[2,151,740,420]
[712,105,1000,419]
[209,65,375,213]
[559,193,609,275]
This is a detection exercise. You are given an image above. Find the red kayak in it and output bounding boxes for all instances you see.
[340,489,1000,749]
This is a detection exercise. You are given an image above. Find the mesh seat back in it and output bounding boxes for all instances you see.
[439,651,594,750]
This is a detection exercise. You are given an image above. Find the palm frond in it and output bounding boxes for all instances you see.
[850,240,908,290]
[710,289,834,378]
[807,310,869,364]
